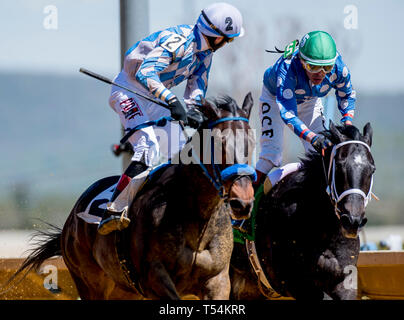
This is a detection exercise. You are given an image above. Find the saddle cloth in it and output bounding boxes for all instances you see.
[77,183,117,224]
[76,165,164,224]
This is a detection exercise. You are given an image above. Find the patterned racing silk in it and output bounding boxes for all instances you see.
[121,24,213,106]
[263,49,356,142]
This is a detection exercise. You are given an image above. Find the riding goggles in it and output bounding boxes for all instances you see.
[201,10,234,43]
[302,60,334,74]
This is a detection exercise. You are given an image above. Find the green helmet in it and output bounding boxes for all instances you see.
[299,31,337,66]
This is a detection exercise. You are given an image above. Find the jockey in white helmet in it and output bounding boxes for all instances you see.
[97,2,245,235]
[197,2,245,51]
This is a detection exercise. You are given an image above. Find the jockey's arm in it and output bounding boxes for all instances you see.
[277,96,317,143]
[183,54,213,106]
[333,56,356,125]
[135,44,176,104]
[276,69,317,144]
[135,45,189,123]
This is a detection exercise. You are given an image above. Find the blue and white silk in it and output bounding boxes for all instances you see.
[122,24,213,106]
[263,50,356,142]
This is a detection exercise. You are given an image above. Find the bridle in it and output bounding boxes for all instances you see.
[322,140,374,218]
[191,116,257,200]
[121,114,256,200]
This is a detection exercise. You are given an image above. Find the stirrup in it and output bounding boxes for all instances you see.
[97,210,131,235]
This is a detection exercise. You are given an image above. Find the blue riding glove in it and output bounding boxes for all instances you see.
[311,134,333,153]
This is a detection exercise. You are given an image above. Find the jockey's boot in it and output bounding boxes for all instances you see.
[97,160,148,235]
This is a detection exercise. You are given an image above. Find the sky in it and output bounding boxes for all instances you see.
[1,0,404,93]
[1,0,403,226]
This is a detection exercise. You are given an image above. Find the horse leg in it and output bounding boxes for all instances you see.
[65,261,117,300]
[69,271,95,300]
[328,281,358,300]
[67,271,87,299]
[289,282,325,300]
[108,286,144,300]
[146,261,181,299]
[62,217,117,299]
[202,264,231,300]
[230,266,264,300]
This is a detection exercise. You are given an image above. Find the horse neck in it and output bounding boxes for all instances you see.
[179,164,223,220]
[300,152,341,228]
[176,128,226,219]
[301,153,329,190]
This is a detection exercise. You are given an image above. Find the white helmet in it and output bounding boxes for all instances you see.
[196,2,245,40]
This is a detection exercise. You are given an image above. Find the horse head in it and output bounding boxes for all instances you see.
[325,121,376,238]
[192,93,256,220]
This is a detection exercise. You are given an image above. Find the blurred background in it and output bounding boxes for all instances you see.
[0,0,403,251]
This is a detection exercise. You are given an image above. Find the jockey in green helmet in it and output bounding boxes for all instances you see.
[255,30,356,186]
[299,31,339,86]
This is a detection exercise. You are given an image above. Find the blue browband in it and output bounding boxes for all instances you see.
[208,117,249,129]
[220,164,257,182]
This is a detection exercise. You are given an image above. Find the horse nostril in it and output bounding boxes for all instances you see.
[229,199,253,214]
[359,217,368,228]
[340,214,350,227]
[243,202,252,215]
[341,214,362,228]
[341,214,355,229]
[229,199,244,210]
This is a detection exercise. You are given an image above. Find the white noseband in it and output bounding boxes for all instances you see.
[326,140,374,213]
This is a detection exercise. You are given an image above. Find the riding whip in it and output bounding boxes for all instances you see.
[79,67,192,149]
[79,68,170,110]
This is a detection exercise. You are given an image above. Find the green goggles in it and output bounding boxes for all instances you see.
[302,60,334,74]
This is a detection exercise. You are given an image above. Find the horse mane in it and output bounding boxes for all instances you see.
[207,95,241,116]
[323,124,363,143]
[298,124,363,187]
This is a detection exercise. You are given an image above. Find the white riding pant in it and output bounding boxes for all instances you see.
[256,85,325,174]
[109,73,186,167]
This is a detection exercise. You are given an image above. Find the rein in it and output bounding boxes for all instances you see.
[188,117,255,278]
[120,115,256,199]
[120,116,172,145]
[190,117,257,199]
[321,140,374,218]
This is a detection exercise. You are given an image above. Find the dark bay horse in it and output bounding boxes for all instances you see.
[230,122,375,300]
[4,94,256,300]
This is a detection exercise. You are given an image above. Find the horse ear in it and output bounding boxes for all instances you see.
[363,122,373,147]
[241,92,254,119]
[200,97,219,121]
[329,120,345,142]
